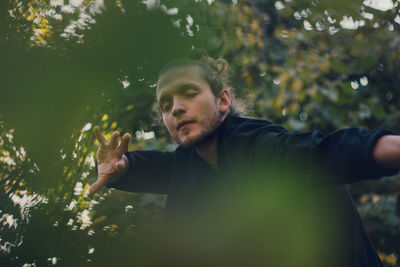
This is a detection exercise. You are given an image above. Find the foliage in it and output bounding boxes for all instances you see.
[1,0,400,266]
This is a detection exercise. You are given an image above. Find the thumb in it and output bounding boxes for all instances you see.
[89,179,107,195]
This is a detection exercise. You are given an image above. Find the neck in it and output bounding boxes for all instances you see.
[193,111,230,170]
[195,134,219,170]
[194,111,230,170]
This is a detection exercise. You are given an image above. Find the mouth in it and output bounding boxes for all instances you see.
[177,120,195,130]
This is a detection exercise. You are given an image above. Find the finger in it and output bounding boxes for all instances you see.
[109,131,120,149]
[118,133,131,154]
[89,179,106,195]
[94,126,108,145]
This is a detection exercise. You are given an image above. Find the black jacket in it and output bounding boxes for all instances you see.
[109,115,398,266]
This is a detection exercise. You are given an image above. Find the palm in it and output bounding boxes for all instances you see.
[89,126,131,194]
[97,144,124,174]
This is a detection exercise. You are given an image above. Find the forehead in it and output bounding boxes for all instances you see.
[156,66,207,100]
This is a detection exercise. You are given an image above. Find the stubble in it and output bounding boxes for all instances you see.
[176,108,222,149]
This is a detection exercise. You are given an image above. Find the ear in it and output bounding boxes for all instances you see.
[218,89,231,115]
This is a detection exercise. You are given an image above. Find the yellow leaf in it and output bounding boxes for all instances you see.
[247,33,255,46]
[94,216,107,224]
[250,19,259,31]
[104,132,112,141]
[28,3,34,12]
[289,102,299,113]
[101,114,109,121]
[278,72,290,89]
[41,17,49,24]
[38,28,49,35]
[320,58,331,73]
[378,251,397,265]
[35,36,46,44]
[291,79,303,91]
[27,13,35,21]
[236,27,243,40]
[28,3,38,15]
[82,183,90,195]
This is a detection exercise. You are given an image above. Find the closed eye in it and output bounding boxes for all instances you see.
[158,85,200,113]
[184,88,199,98]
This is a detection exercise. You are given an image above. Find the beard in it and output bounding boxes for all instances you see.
[174,109,222,149]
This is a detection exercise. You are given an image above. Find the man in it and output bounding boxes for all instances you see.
[90,57,400,266]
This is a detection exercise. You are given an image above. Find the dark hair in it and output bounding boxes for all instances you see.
[157,57,245,115]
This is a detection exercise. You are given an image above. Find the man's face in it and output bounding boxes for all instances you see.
[157,66,223,147]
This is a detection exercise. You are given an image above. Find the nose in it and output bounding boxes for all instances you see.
[171,96,186,117]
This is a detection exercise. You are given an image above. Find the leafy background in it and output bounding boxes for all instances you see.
[1,0,400,266]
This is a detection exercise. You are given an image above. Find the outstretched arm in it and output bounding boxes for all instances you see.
[373,135,400,168]
[89,126,131,194]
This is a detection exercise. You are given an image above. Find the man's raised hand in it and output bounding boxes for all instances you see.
[89,126,131,194]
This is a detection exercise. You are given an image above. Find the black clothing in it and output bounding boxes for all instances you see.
[108,115,398,266]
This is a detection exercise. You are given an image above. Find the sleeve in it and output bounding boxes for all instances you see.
[106,150,175,194]
[253,126,399,185]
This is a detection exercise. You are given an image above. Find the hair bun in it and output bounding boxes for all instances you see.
[215,59,228,73]
[201,56,229,74]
